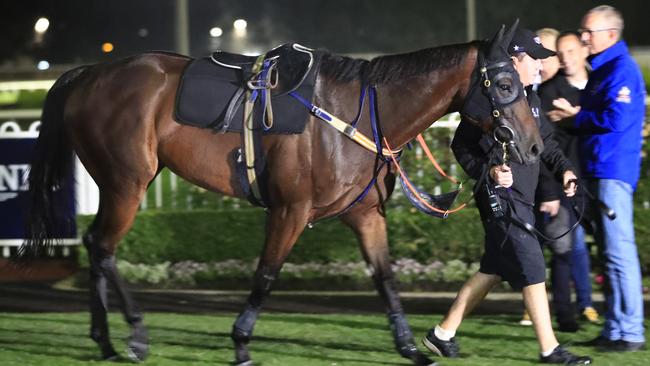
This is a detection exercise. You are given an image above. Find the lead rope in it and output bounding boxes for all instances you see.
[415,134,459,185]
[498,139,584,242]
[384,137,468,216]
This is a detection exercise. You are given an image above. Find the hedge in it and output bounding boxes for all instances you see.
[78,206,650,273]
[77,207,484,265]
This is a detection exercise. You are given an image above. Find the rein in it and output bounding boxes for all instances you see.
[292,83,469,219]
[384,137,467,218]
[291,47,523,219]
[385,48,526,219]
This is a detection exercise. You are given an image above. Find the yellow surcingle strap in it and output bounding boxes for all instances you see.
[243,55,267,205]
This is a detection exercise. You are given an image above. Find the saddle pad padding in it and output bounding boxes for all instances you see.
[174,54,321,134]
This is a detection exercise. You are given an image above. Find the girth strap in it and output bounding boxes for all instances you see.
[242,55,271,206]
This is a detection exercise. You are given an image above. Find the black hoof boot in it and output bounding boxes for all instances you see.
[232,341,253,366]
[126,340,149,363]
[126,323,149,362]
[397,342,438,366]
[389,312,438,366]
[409,350,438,366]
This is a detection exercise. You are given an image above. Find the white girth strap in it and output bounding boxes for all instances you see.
[243,55,267,204]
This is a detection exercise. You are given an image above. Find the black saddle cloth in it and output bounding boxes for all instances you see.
[174,43,322,134]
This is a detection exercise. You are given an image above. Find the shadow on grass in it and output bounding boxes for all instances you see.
[0,338,101,361]
[0,312,440,365]
[262,313,389,331]
[155,329,396,354]
[0,327,88,346]
[0,313,88,326]
[152,327,405,365]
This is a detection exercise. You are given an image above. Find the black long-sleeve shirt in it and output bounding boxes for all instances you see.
[535,72,585,202]
[452,91,573,205]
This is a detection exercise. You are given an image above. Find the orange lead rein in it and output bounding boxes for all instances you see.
[383,137,467,215]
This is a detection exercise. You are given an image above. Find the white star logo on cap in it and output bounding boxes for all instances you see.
[513,45,521,51]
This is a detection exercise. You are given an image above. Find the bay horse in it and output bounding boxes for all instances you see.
[23,22,541,366]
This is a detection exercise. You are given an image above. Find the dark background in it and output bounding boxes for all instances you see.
[1,0,649,68]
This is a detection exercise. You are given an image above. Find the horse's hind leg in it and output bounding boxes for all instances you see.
[231,205,309,366]
[84,188,150,361]
[342,208,437,366]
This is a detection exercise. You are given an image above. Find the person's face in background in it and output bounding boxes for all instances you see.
[580,13,620,55]
[538,33,560,82]
[512,53,542,87]
[557,34,589,77]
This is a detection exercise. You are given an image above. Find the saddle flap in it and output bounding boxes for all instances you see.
[265,44,315,95]
[211,51,256,70]
[210,43,315,96]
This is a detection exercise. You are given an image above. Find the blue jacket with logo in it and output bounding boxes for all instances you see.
[575,41,646,189]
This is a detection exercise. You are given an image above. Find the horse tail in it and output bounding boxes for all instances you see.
[19,66,88,257]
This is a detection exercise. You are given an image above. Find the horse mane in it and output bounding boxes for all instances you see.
[320,40,485,84]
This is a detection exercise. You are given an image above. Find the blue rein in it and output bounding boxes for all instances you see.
[290,85,389,218]
[291,84,459,220]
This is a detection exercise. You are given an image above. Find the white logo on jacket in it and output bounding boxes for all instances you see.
[615,86,631,103]
[531,107,540,118]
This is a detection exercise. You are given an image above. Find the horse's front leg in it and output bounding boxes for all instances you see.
[342,207,438,366]
[231,205,309,366]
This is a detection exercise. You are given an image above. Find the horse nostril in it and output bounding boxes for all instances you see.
[494,126,515,143]
[530,144,540,157]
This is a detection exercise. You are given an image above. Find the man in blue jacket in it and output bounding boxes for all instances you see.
[553,5,646,351]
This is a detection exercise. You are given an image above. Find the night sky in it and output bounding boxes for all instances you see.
[1,0,649,69]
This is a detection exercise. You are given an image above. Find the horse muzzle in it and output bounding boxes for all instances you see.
[493,123,541,165]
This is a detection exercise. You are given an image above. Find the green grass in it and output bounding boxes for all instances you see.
[0,312,648,365]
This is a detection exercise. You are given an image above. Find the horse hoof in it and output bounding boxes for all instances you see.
[126,341,149,363]
[232,360,254,366]
[398,344,437,366]
[408,350,438,366]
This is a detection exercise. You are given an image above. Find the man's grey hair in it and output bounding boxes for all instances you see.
[586,5,624,39]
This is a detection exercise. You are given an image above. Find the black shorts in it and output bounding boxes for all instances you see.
[476,192,546,290]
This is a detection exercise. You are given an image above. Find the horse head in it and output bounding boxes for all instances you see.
[461,20,543,165]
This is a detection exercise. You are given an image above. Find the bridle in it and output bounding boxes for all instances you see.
[460,48,525,160]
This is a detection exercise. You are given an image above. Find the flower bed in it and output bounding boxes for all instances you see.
[112,257,492,291]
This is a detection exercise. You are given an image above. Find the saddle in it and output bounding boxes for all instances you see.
[211,43,314,97]
[174,43,321,134]
[174,43,322,208]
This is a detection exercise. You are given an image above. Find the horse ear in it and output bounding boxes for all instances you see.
[489,24,506,55]
[501,19,520,49]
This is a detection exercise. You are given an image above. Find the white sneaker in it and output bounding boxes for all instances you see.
[519,311,532,326]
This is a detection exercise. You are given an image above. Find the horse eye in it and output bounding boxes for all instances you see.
[499,84,511,92]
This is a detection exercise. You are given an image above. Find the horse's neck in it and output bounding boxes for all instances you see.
[379,47,477,148]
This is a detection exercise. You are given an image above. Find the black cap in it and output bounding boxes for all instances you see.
[508,28,556,59]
